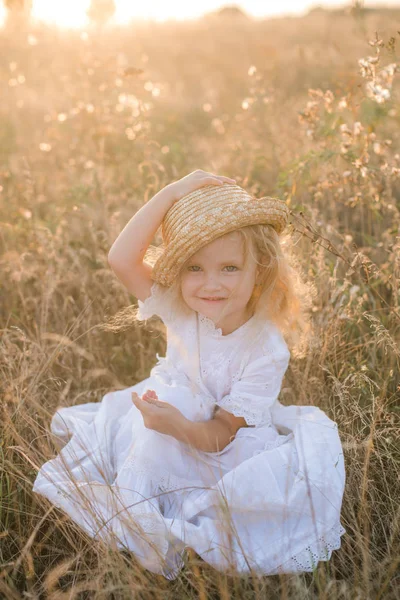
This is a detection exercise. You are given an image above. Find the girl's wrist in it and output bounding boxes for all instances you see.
[167,414,191,442]
[153,183,178,207]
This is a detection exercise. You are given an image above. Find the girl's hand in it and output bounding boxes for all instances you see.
[131,390,186,437]
[169,170,237,204]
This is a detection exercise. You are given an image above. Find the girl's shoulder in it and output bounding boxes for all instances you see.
[247,317,291,365]
[136,281,192,328]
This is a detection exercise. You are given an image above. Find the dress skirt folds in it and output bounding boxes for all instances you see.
[32,376,346,580]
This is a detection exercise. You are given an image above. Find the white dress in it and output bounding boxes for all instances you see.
[33,282,346,580]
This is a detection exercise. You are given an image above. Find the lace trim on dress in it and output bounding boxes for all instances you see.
[269,522,346,574]
[216,394,272,427]
[198,313,223,336]
[198,313,256,338]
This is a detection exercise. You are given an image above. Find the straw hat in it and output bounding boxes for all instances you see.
[150,183,289,287]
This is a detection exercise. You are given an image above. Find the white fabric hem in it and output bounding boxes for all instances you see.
[269,521,346,575]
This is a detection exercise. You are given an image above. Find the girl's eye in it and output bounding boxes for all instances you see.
[187,266,238,272]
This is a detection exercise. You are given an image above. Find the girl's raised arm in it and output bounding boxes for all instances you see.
[108,184,177,301]
[107,171,236,301]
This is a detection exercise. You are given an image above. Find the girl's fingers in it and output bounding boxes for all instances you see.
[203,177,226,187]
[132,392,143,404]
[133,390,164,409]
[203,177,236,188]
[203,173,236,183]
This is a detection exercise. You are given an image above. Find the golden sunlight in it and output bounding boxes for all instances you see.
[32,0,91,28]
[1,0,399,28]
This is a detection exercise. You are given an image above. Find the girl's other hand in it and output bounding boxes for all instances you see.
[169,170,236,204]
[131,391,186,437]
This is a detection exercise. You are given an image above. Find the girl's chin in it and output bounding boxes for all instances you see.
[197,300,226,313]
[193,300,225,316]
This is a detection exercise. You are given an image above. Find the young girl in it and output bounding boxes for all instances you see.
[33,170,346,580]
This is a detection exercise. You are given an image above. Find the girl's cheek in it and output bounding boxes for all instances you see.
[181,278,195,297]
[182,274,199,288]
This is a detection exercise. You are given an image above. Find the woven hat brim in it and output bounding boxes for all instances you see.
[151,193,289,287]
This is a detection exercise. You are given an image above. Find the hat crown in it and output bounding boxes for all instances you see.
[162,184,254,244]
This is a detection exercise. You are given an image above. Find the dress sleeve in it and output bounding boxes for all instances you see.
[215,343,290,427]
[136,281,178,327]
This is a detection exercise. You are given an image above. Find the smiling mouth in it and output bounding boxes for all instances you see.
[201,297,226,301]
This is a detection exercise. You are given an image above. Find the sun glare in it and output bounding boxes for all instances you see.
[1,0,396,28]
[1,0,237,28]
[0,0,309,28]
[32,0,91,28]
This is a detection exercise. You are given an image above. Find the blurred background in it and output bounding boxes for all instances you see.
[1,1,399,598]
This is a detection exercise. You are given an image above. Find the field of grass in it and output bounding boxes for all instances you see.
[1,6,399,599]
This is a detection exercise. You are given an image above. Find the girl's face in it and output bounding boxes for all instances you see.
[180,232,259,332]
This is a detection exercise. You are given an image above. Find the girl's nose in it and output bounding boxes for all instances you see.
[203,275,221,288]
[205,271,220,282]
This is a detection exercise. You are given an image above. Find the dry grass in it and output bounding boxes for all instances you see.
[0,7,399,599]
